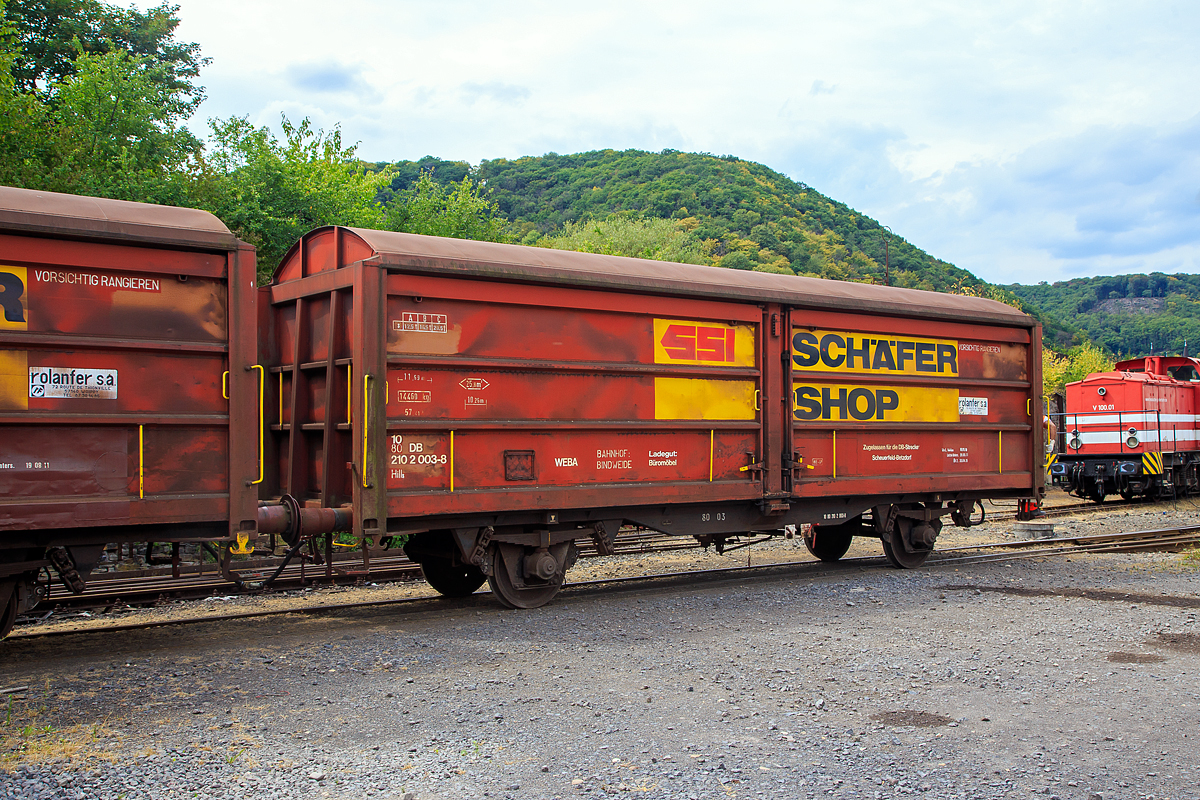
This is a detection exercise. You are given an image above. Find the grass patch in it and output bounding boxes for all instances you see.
[0,693,115,768]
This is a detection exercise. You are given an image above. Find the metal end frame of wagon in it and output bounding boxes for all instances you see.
[0,186,260,636]
[267,226,1042,607]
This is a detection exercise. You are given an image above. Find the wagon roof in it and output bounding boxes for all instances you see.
[280,226,1033,327]
[0,186,240,251]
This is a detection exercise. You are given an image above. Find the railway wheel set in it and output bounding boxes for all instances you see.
[0,186,1044,638]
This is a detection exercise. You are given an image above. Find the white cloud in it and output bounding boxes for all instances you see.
[149,0,1198,284]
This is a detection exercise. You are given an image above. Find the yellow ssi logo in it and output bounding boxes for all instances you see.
[0,266,28,330]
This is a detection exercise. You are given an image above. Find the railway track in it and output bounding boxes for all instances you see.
[9,520,1198,641]
[24,495,1136,612]
[14,496,1166,622]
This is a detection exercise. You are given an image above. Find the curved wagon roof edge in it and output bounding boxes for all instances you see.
[0,185,241,252]
[279,225,1032,328]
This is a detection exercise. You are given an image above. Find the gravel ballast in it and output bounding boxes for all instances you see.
[1,499,1198,800]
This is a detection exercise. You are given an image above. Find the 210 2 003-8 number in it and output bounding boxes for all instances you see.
[391,454,447,466]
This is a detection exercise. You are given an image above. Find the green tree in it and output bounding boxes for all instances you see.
[4,0,205,112]
[196,115,392,278]
[538,215,709,264]
[1043,342,1115,396]
[385,171,506,243]
[47,46,199,201]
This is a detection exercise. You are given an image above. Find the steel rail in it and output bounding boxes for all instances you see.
[9,524,1197,642]
[22,498,1179,615]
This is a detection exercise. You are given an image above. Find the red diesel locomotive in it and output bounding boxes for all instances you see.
[0,187,1044,635]
[1051,355,1200,501]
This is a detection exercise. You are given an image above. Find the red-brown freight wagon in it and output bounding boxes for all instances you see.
[0,187,310,636]
[263,226,1043,608]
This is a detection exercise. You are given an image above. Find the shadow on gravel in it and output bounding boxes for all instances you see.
[941,584,1200,608]
[1154,632,1200,654]
[869,710,953,727]
[1107,652,1166,663]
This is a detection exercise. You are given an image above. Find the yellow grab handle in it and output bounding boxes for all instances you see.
[250,365,264,486]
[222,371,229,400]
[361,373,373,489]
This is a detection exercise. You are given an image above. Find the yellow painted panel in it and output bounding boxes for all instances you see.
[792,328,959,377]
[654,318,756,367]
[0,349,28,411]
[793,383,959,423]
[0,266,28,331]
[654,377,757,421]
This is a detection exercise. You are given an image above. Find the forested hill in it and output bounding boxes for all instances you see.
[1010,274,1200,357]
[380,150,993,296]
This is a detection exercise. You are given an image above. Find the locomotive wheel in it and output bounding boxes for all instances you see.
[487,542,575,609]
[803,524,854,562]
[0,583,17,640]
[420,559,486,597]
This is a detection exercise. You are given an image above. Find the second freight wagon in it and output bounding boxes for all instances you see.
[261,226,1043,608]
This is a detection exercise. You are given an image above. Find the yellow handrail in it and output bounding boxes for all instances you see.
[450,430,455,492]
[998,431,1003,474]
[221,371,229,400]
[138,424,144,499]
[832,430,837,479]
[250,365,264,485]
[361,373,372,489]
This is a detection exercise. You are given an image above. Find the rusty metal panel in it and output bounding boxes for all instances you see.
[789,310,1038,496]
[0,200,256,541]
[381,278,764,516]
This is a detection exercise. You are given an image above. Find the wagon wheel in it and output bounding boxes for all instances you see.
[0,584,18,640]
[487,542,576,609]
[420,559,486,597]
[881,517,933,569]
[803,524,854,562]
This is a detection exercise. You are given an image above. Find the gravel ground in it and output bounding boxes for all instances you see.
[2,496,1198,800]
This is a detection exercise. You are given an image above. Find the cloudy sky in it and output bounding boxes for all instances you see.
[162,0,1197,286]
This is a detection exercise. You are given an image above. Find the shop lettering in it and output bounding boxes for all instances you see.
[794,386,900,421]
[792,331,957,375]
